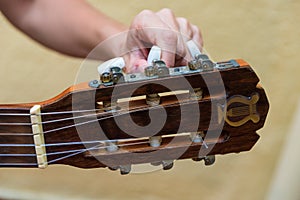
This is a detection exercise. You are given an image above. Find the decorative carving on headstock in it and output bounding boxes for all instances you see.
[218,93,261,127]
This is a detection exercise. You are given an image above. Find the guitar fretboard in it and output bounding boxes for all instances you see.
[0,107,37,167]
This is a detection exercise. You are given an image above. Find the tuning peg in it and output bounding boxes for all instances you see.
[103,101,118,112]
[153,60,169,77]
[190,131,204,143]
[147,46,161,65]
[162,160,174,170]
[204,155,216,166]
[192,157,203,162]
[186,40,202,58]
[201,59,215,72]
[189,88,203,100]
[105,141,119,152]
[110,67,125,84]
[146,93,160,106]
[190,132,208,149]
[150,161,162,166]
[108,166,119,171]
[188,59,202,70]
[120,165,131,175]
[149,136,162,147]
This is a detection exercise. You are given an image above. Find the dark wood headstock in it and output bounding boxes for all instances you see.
[0,59,269,174]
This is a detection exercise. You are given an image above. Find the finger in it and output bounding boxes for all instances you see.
[191,24,203,50]
[175,17,195,65]
[177,22,203,65]
[128,10,178,66]
[176,17,193,42]
[156,9,187,65]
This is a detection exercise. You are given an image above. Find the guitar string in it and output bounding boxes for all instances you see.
[0,93,186,117]
[0,138,140,147]
[0,134,208,158]
[0,100,186,136]
[0,106,132,126]
[0,140,149,157]
[0,136,210,166]
[0,131,200,148]
[0,140,152,166]
[0,94,195,126]
[0,107,116,117]
[0,101,203,164]
[47,140,150,164]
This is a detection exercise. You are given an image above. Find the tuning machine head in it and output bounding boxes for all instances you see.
[192,155,216,166]
[144,60,170,78]
[188,54,215,72]
[110,66,125,84]
[95,57,125,87]
[150,160,174,170]
[119,165,131,175]
[204,155,216,166]
[98,66,125,86]
[162,160,174,170]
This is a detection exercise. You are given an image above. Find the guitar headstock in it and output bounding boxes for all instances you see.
[36,46,269,174]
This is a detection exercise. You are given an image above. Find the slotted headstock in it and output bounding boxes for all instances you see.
[36,56,269,174]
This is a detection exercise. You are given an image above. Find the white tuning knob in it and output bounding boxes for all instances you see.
[186,40,202,59]
[97,57,125,75]
[147,46,162,65]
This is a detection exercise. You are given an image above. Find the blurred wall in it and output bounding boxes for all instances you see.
[0,0,299,199]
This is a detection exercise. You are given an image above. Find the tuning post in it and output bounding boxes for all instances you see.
[190,88,203,100]
[188,59,201,70]
[120,165,131,175]
[149,136,162,147]
[144,66,156,77]
[146,93,161,107]
[190,131,208,149]
[103,101,118,112]
[105,141,119,152]
[190,131,204,143]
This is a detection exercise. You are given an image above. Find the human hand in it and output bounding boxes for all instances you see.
[123,8,203,73]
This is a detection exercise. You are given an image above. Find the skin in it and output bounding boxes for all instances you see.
[0,0,203,72]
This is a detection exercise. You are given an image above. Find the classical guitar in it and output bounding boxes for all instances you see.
[0,42,269,175]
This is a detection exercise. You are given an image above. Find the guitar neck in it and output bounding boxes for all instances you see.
[0,105,38,167]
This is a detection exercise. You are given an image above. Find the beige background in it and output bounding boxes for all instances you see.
[0,0,299,199]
